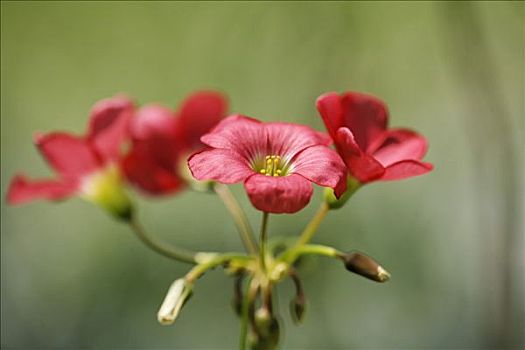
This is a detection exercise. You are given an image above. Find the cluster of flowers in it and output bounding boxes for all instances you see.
[6,90,432,349]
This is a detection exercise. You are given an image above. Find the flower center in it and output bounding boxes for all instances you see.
[259,155,285,177]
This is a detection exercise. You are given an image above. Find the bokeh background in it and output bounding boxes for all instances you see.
[1,1,523,349]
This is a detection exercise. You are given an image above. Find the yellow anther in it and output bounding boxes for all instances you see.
[259,154,285,177]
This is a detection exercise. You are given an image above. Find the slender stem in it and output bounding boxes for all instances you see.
[214,184,258,254]
[185,253,253,283]
[128,216,197,264]
[259,212,270,272]
[279,244,342,264]
[295,202,330,247]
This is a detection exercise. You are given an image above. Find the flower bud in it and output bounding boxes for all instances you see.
[254,307,272,336]
[157,278,192,325]
[342,251,391,282]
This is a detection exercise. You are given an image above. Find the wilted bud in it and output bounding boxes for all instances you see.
[231,274,244,316]
[342,251,391,282]
[157,278,192,325]
[289,296,306,324]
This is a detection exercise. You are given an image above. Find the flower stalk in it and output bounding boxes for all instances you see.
[214,183,258,254]
[259,212,270,272]
[294,202,330,247]
[128,216,197,264]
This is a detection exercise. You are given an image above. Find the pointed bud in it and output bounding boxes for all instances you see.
[342,251,391,282]
[157,278,192,325]
[289,296,306,324]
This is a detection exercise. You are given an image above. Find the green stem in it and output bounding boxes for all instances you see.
[185,253,253,283]
[128,216,197,264]
[294,202,330,247]
[259,212,270,272]
[280,244,342,264]
[214,184,258,254]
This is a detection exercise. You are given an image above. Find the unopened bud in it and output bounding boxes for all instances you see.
[254,307,272,336]
[157,278,192,325]
[342,251,391,282]
[289,296,306,324]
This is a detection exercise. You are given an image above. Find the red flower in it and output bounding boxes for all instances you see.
[122,91,227,195]
[7,95,134,218]
[316,92,433,183]
[188,115,347,214]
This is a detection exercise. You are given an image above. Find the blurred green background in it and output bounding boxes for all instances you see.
[1,1,523,349]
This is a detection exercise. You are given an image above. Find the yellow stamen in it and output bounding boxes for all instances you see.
[260,155,284,177]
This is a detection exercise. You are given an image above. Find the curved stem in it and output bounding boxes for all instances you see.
[259,212,270,272]
[295,202,330,247]
[128,216,197,264]
[214,184,258,254]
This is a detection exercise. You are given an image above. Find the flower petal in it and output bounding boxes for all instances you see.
[176,91,228,150]
[129,104,181,172]
[291,145,347,197]
[371,129,429,166]
[122,145,184,195]
[130,104,177,141]
[244,174,313,214]
[380,160,434,181]
[336,128,385,183]
[340,92,388,151]
[6,174,77,204]
[201,115,267,161]
[316,92,344,139]
[35,132,101,179]
[188,148,253,184]
[88,95,134,161]
[265,122,331,161]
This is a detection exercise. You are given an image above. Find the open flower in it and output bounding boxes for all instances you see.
[6,95,134,219]
[122,91,227,195]
[316,92,433,184]
[188,115,347,214]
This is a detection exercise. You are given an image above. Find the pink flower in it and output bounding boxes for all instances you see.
[188,115,347,214]
[316,92,433,183]
[122,91,227,195]
[6,95,134,218]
